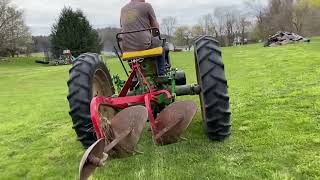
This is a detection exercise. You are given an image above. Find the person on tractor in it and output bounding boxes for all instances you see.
[120,0,166,75]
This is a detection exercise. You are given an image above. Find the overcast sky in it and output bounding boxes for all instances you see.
[11,0,245,36]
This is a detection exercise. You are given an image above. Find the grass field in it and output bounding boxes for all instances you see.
[1,39,320,180]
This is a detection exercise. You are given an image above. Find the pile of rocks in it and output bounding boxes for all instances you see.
[264,31,310,47]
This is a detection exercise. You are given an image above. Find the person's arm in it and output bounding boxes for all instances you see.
[146,3,159,29]
[151,19,160,29]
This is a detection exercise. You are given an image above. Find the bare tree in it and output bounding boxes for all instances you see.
[307,0,320,6]
[174,26,193,50]
[292,0,309,34]
[97,27,121,51]
[6,17,32,57]
[224,6,240,46]
[191,25,205,37]
[239,16,251,44]
[277,0,295,31]
[303,3,320,36]
[0,0,31,57]
[245,0,268,39]
[161,16,177,43]
[32,36,51,52]
[213,7,227,45]
[245,0,266,22]
[247,0,320,41]
[198,13,217,36]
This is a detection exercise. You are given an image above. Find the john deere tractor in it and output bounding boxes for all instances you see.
[67,28,231,179]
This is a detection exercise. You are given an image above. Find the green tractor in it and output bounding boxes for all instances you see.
[67,28,231,179]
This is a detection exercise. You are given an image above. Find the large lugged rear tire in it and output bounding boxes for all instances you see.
[67,53,115,148]
[194,36,231,141]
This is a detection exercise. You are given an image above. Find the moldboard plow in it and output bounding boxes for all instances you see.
[67,29,231,179]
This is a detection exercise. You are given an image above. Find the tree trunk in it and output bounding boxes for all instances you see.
[241,27,245,45]
[8,49,15,57]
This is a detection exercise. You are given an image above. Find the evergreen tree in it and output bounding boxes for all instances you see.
[50,7,102,57]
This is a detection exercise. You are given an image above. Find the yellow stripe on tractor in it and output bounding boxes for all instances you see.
[122,47,163,61]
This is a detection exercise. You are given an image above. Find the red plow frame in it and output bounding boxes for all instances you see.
[81,60,197,180]
[90,61,172,139]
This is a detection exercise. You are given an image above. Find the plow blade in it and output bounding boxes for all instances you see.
[79,139,107,180]
[79,106,148,180]
[112,106,148,155]
[154,100,197,145]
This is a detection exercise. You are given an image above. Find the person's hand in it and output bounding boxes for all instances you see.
[152,28,160,37]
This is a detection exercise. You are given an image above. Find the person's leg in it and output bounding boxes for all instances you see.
[157,54,166,76]
[164,43,171,68]
[150,37,166,76]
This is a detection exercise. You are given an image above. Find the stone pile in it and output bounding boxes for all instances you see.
[264,31,310,47]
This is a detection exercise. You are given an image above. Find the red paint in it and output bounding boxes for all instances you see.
[90,62,172,139]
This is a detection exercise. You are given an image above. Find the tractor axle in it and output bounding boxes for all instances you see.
[176,84,201,96]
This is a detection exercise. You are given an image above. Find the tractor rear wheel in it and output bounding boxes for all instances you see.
[67,53,115,148]
[194,36,231,141]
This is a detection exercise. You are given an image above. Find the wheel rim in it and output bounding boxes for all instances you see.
[92,68,116,139]
[195,54,207,125]
[92,69,113,97]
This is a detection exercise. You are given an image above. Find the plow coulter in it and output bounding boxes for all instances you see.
[67,30,231,179]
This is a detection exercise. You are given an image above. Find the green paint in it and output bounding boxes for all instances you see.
[170,71,176,95]
[157,93,167,105]
[112,75,125,93]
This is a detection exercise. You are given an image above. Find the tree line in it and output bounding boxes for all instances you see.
[250,0,320,40]
[1,0,320,57]
[162,0,320,47]
[30,0,320,55]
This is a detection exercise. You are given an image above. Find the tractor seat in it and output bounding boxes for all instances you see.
[122,47,163,61]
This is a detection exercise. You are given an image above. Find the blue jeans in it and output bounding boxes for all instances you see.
[157,54,166,75]
[151,37,166,75]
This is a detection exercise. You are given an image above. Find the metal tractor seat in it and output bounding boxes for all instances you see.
[122,47,163,61]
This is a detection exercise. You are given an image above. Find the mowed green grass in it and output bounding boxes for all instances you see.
[1,38,320,180]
